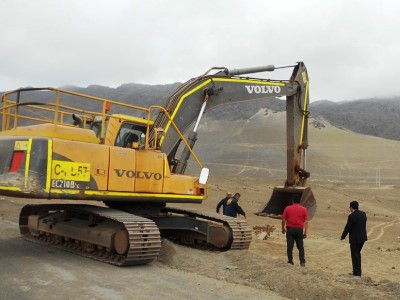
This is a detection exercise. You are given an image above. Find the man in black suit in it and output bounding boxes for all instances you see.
[340,201,367,276]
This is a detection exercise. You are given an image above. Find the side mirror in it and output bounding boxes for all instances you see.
[199,167,209,185]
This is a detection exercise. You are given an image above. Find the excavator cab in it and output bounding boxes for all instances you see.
[257,186,316,220]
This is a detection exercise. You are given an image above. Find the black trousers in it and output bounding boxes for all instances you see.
[286,227,305,263]
[350,242,364,276]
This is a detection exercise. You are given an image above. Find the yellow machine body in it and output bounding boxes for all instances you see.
[0,88,205,204]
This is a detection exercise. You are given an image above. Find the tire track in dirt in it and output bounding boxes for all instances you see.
[303,217,400,281]
[236,144,252,175]
[367,218,400,242]
[205,162,281,172]
[310,218,400,257]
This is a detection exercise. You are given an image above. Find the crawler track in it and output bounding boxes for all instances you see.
[163,207,252,250]
[19,204,161,266]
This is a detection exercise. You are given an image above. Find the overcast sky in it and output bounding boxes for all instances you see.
[1,0,399,102]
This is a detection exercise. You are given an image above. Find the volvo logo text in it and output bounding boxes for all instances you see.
[245,85,281,94]
[114,169,163,180]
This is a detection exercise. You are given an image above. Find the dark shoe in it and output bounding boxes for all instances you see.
[288,261,294,265]
[300,262,305,267]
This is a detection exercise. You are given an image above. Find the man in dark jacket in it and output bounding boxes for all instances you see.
[216,192,232,215]
[341,200,367,276]
[224,193,246,218]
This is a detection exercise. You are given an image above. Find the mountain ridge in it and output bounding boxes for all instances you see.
[69,83,400,141]
[2,83,400,141]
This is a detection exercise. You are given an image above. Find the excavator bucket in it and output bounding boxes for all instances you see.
[256,186,316,220]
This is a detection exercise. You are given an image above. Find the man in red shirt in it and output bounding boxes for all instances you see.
[282,194,309,267]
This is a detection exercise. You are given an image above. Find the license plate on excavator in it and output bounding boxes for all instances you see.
[256,186,316,220]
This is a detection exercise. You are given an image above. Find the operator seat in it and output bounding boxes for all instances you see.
[122,132,139,148]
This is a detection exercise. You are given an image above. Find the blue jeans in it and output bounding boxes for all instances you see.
[286,227,305,264]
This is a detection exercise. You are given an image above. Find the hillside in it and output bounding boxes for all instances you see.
[189,109,400,186]
[310,98,400,141]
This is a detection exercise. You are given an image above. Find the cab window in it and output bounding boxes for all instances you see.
[115,123,146,148]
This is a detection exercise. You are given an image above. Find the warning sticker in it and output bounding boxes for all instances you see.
[14,141,28,151]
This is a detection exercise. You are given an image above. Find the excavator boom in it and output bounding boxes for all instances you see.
[150,62,316,218]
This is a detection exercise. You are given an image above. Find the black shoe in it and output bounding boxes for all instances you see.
[300,262,305,267]
[288,261,294,265]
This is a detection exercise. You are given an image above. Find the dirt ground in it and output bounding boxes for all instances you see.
[163,176,400,299]
[0,176,399,299]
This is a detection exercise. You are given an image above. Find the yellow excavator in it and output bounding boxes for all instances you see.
[0,62,316,266]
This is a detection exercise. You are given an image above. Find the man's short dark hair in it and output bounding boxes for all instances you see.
[293,194,301,203]
[234,193,241,198]
[350,201,359,210]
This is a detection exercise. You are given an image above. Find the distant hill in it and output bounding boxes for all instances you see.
[63,83,181,108]
[309,98,400,141]
[3,83,400,141]
[64,84,400,141]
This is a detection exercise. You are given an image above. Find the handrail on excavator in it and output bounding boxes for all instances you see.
[0,87,204,171]
[0,87,150,132]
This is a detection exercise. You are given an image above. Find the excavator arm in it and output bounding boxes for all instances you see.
[153,63,309,184]
[151,62,316,218]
